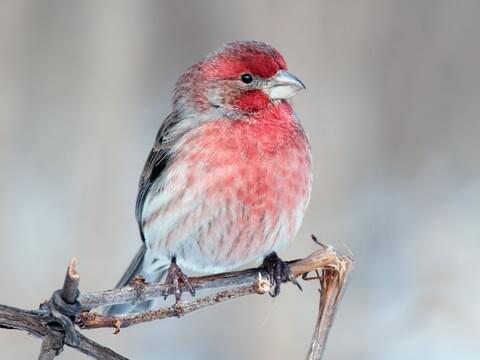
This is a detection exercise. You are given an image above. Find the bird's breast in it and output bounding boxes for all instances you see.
[143,105,312,271]
[177,107,312,224]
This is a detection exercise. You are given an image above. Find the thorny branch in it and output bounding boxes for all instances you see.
[0,238,353,360]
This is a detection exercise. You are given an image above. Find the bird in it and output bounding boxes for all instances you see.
[106,41,312,315]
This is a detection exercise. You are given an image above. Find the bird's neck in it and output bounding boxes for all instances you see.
[172,100,305,158]
[215,101,305,156]
[244,101,302,148]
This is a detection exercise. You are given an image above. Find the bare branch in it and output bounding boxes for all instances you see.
[62,258,80,304]
[78,247,348,334]
[0,305,47,337]
[0,245,353,360]
[79,248,340,310]
[79,284,260,330]
[73,333,129,360]
[0,259,128,360]
[38,258,81,360]
[0,303,127,360]
[39,330,65,360]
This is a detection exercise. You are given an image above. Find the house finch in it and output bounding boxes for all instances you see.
[107,41,312,314]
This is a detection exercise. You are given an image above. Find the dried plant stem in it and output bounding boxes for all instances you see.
[306,255,353,359]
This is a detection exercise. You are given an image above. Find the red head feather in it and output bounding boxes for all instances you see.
[173,41,289,116]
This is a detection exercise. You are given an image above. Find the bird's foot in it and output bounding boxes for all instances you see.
[262,252,302,297]
[164,257,195,303]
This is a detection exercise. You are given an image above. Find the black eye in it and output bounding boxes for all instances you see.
[241,73,253,84]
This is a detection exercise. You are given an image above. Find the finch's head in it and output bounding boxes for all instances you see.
[173,41,305,118]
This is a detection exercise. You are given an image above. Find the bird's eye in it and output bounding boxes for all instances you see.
[240,73,253,84]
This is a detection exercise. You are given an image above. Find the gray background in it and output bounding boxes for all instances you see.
[1,1,479,359]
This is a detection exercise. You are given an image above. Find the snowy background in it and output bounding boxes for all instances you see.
[0,1,479,359]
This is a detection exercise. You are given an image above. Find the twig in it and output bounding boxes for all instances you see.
[0,304,127,359]
[0,305,47,337]
[0,245,353,359]
[79,248,339,310]
[79,284,261,330]
[62,258,81,304]
[306,248,353,359]
[39,258,80,359]
[78,247,348,333]
[39,330,64,360]
[0,259,128,360]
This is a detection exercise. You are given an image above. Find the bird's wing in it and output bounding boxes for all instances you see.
[135,112,181,240]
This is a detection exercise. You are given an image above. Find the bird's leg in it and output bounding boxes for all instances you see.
[262,252,302,297]
[164,257,195,303]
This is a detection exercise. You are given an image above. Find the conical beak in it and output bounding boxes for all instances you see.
[265,70,306,100]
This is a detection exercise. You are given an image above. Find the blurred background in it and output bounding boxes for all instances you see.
[1,1,479,359]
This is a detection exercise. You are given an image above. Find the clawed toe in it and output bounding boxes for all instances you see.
[164,257,195,303]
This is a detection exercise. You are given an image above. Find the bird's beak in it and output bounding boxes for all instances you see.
[264,70,306,100]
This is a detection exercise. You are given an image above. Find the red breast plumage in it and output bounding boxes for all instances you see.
[142,101,312,273]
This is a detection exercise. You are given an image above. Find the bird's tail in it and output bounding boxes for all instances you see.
[102,244,169,315]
